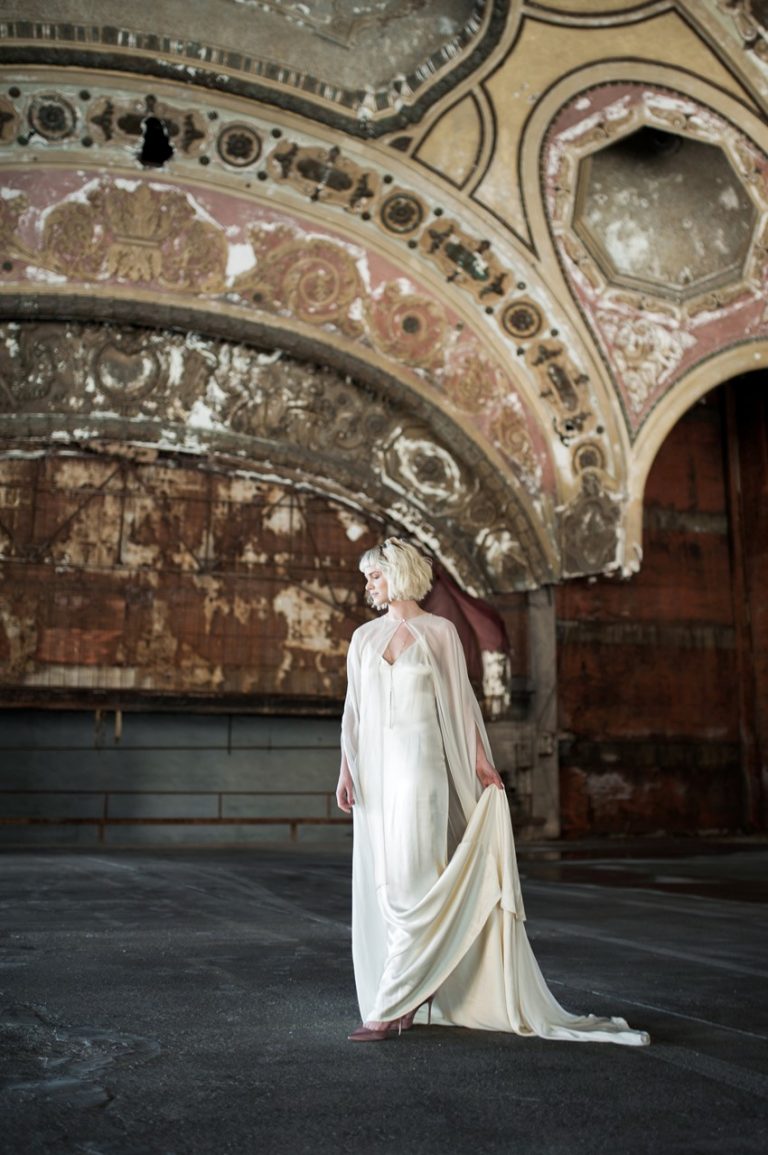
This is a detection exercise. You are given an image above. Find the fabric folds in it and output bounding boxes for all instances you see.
[341,612,649,1046]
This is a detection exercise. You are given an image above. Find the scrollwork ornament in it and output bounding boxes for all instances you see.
[42,201,104,279]
[0,324,66,409]
[381,432,470,511]
[367,283,447,370]
[478,526,530,588]
[420,219,508,303]
[39,181,227,290]
[220,358,394,459]
[573,441,607,475]
[238,227,364,337]
[441,347,506,412]
[267,141,380,212]
[718,0,768,63]
[0,192,29,262]
[526,340,595,443]
[595,310,696,416]
[561,473,620,575]
[466,493,500,528]
[0,97,19,145]
[86,94,207,154]
[92,338,162,406]
[494,405,537,479]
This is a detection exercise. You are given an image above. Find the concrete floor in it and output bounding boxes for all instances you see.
[1,840,767,1155]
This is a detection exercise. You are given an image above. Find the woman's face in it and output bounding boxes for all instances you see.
[364,567,390,610]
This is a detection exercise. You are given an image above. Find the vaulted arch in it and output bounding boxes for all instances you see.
[0,315,553,593]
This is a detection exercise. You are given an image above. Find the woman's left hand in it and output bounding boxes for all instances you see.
[476,764,505,790]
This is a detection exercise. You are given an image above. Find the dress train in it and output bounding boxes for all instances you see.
[365,788,649,1046]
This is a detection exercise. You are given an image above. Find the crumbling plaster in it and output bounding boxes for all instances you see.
[0,69,626,586]
[1,1,768,589]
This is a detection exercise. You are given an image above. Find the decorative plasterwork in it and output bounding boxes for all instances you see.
[717,0,768,65]
[0,68,639,577]
[543,83,768,438]
[0,168,550,495]
[0,0,513,138]
[0,321,549,596]
[0,71,605,429]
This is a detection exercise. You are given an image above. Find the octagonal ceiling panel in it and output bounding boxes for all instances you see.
[544,84,768,438]
[574,127,757,299]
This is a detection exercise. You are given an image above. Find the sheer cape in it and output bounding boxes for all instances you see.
[341,612,649,1045]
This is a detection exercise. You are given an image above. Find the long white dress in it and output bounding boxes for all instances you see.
[341,612,650,1045]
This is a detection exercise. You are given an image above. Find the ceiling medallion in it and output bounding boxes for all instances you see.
[28,93,77,140]
[500,299,543,341]
[379,190,426,235]
[217,123,263,167]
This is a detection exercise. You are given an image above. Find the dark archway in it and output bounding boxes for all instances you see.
[556,376,767,835]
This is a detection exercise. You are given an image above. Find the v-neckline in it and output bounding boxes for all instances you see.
[380,618,421,667]
[380,638,418,668]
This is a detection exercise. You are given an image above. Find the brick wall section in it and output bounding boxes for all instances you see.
[557,390,746,836]
[728,376,768,828]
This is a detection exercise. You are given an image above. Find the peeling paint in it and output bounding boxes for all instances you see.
[0,451,381,703]
[336,508,369,542]
[263,502,304,535]
[481,650,510,716]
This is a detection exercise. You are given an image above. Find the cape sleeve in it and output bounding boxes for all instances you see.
[340,627,362,781]
[424,617,496,825]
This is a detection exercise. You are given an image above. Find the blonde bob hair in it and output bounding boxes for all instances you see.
[359,537,433,602]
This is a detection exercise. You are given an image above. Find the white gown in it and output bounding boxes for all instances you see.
[341,612,650,1045]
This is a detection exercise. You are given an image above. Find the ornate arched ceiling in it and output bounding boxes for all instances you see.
[0,319,551,595]
[1,0,508,137]
[1,0,768,590]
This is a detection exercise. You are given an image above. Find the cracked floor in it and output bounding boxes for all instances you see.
[1,842,767,1154]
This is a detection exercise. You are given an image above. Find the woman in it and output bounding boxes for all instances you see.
[337,537,649,1046]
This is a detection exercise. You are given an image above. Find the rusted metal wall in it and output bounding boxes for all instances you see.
[0,451,379,708]
[556,386,758,835]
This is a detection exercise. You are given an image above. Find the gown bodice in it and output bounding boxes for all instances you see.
[376,642,438,730]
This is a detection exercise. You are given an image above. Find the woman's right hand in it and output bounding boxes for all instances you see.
[336,772,355,814]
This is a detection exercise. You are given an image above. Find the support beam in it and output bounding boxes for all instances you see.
[527,587,560,838]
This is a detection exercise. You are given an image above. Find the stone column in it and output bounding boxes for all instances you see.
[527,586,560,838]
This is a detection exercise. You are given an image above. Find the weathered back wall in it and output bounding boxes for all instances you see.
[0,445,546,844]
[2,2,767,840]
[0,453,377,708]
[557,381,766,835]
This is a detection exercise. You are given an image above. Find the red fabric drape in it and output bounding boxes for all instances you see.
[422,561,511,687]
